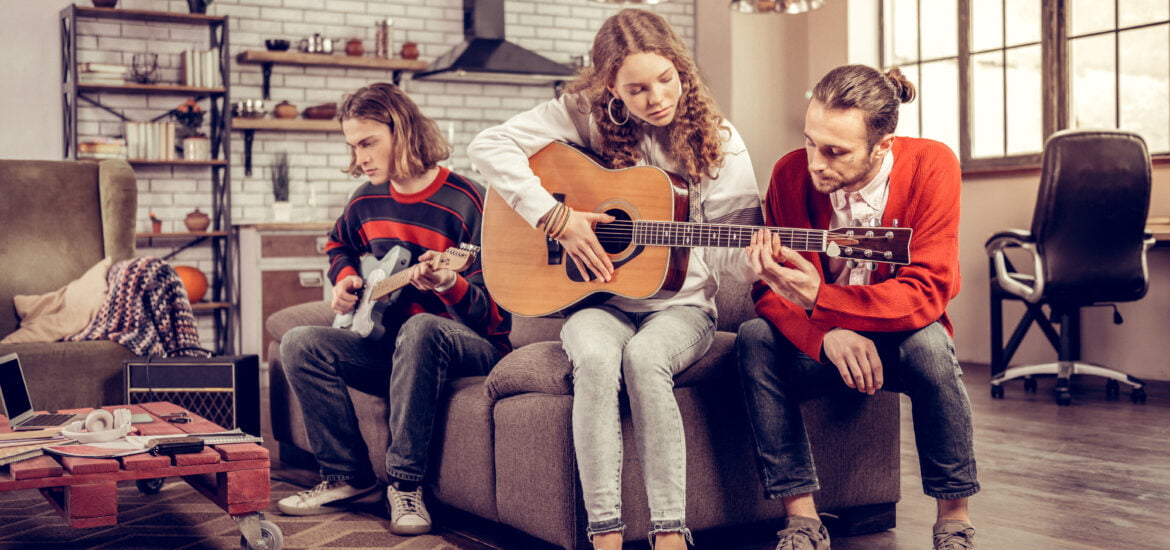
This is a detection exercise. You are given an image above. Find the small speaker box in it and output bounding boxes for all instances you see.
[124,355,260,436]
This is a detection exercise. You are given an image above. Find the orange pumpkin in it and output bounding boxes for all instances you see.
[174,266,208,303]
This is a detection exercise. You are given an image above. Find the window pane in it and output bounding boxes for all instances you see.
[1119,25,1170,151]
[1120,0,1170,28]
[1005,0,1041,47]
[971,0,1004,52]
[898,64,922,138]
[1070,0,1115,37]
[885,0,919,66]
[1070,34,1117,128]
[971,52,1005,158]
[920,0,957,59]
[919,60,960,156]
[1005,45,1043,155]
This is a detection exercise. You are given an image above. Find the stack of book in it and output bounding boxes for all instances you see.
[0,429,68,467]
[77,137,128,160]
[125,121,177,161]
[78,62,128,86]
[181,49,222,88]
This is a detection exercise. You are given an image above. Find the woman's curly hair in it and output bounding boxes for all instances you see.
[564,9,727,182]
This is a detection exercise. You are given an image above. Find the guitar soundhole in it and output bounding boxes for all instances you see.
[599,208,632,255]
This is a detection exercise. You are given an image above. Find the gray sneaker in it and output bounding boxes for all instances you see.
[277,480,380,516]
[775,515,830,550]
[933,520,976,550]
[386,484,432,535]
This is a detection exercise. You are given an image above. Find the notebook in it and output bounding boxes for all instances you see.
[0,353,79,431]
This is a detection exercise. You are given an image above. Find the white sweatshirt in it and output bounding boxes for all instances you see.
[468,93,763,318]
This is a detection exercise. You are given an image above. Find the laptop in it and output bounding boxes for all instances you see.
[0,353,79,430]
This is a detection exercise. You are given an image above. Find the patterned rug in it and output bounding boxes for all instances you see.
[0,477,496,549]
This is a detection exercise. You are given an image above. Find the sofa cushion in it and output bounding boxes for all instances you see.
[483,331,738,401]
[2,258,111,344]
[266,300,334,341]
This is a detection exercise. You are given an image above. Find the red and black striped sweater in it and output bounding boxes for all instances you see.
[326,166,511,356]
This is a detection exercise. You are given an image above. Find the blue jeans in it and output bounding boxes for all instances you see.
[736,318,979,500]
[280,313,500,486]
[560,304,714,543]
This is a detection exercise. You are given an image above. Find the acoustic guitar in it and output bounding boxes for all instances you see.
[481,142,912,317]
[333,244,480,340]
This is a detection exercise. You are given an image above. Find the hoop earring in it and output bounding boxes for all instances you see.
[607,96,629,126]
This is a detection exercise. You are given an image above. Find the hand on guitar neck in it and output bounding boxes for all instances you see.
[746,228,822,310]
[332,250,461,316]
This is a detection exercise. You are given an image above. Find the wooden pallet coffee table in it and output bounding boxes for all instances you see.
[0,401,281,549]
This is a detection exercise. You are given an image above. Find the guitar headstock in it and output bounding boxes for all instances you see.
[430,243,480,272]
[825,227,912,266]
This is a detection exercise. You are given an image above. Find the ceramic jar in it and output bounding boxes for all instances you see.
[274,100,298,119]
[184,208,211,232]
[400,41,419,60]
[346,38,364,57]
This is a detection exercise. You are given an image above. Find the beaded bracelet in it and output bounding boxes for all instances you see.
[549,206,573,240]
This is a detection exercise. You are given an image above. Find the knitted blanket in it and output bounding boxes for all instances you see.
[68,257,203,356]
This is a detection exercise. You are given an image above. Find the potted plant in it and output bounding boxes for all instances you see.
[171,98,209,160]
[270,152,291,221]
[187,0,213,14]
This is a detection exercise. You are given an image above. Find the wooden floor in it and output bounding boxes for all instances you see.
[267,363,1170,549]
[719,362,1170,550]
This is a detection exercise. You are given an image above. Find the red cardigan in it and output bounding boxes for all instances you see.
[754,137,962,359]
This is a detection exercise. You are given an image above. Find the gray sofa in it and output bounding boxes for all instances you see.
[0,159,138,411]
[265,279,900,548]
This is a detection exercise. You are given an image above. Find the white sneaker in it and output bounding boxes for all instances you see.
[277,480,380,516]
[386,484,432,535]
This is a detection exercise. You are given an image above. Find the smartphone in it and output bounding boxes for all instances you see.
[130,413,155,424]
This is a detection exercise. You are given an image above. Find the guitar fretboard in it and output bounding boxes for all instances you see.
[626,221,829,251]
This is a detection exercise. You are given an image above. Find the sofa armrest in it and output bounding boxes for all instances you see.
[266,301,335,341]
[484,342,573,401]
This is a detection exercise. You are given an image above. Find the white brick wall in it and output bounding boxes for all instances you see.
[73,0,695,347]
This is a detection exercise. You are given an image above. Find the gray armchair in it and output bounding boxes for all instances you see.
[0,159,139,410]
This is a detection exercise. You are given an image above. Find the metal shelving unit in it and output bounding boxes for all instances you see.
[61,5,235,354]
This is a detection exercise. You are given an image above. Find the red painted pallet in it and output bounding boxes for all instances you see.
[0,401,281,549]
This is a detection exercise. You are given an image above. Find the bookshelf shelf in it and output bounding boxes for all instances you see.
[129,159,228,166]
[78,83,226,95]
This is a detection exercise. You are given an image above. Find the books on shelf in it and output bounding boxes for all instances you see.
[123,121,176,161]
[78,62,129,86]
[181,49,221,88]
[77,137,128,160]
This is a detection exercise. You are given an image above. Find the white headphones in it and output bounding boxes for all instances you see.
[61,408,133,443]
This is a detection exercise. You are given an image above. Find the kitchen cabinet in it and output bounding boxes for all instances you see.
[237,223,333,363]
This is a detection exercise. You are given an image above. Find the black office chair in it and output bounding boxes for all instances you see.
[986,129,1151,406]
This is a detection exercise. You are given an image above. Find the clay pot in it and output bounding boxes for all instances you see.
[184,208,211,232]
[274,100,298,119]
[400,41,419,60]
[346,38,364,57]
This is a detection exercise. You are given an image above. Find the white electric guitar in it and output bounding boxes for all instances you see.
[332,244,480,340]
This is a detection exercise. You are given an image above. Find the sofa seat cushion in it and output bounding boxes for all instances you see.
[483,331,738,401]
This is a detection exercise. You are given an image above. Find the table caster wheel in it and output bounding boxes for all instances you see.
[1056,391,1072,406]
[1105,380,1120,400]
[240,519,283,550]
[1023,377,1038,393]
[990,385,1004,399]
[137,478,165,495]
[1131,388,1147,404]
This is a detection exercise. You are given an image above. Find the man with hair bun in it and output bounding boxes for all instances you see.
[737,64,978,549]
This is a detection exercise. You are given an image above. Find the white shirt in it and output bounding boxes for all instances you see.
[827,152,894,286]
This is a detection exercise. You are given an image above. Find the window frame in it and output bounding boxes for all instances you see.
[880,0,1170,173]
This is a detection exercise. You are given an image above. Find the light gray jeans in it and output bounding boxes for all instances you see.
[560,304,715,543]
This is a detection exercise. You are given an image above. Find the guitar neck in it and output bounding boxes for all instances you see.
[368,268,415,302]
[631,221,829,252]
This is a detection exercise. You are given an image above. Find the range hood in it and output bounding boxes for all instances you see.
[413,0,576,85]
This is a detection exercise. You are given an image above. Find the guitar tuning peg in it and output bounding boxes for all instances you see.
[846,259,858,269]
[865,261,877,271]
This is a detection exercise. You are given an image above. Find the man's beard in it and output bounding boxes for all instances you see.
[810,156,875,194]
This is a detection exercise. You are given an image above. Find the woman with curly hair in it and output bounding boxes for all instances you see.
[469,9,762,550]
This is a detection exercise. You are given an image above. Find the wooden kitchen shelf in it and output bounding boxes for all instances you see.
[232,118,338,132]
[236,50,428,71]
